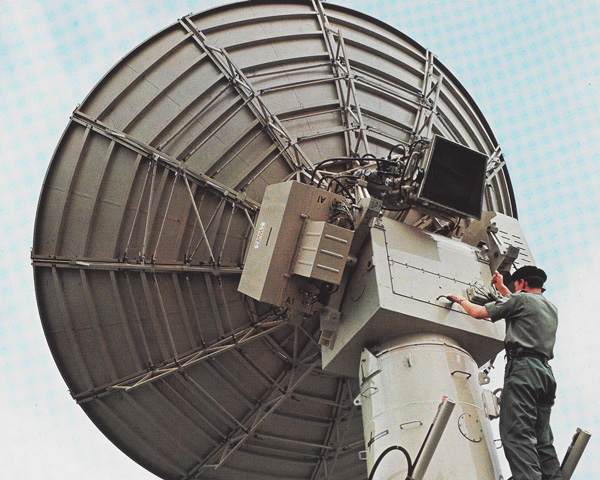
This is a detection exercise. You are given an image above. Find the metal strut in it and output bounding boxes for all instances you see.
[202,359,320,472]
[182,324,325,477]
[309,377,359,480]
[72,317,287,404]
[179,15,315,174]
[412,49,444,141]
[313,0,371,157]
[485,145,506,183]
[71,110,260,214]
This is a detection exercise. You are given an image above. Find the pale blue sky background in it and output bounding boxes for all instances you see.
[1,1,598,478]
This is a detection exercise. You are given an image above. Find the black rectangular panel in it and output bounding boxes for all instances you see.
[418,135,488,218]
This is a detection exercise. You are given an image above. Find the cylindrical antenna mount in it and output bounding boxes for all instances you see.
[561,428,591,480]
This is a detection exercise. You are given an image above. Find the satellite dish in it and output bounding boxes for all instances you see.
[32,1,517,479]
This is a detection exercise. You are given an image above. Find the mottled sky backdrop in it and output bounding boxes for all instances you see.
[1,1,598,478]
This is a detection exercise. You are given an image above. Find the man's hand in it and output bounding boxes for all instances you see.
[446,294,466,304]
[446,294,490,319]
[491,270,511,297]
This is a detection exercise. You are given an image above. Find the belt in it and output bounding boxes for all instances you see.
[506,348,547,362]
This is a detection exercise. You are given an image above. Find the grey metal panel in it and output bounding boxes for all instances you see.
[32,1,519,479]
[80,24,192,123]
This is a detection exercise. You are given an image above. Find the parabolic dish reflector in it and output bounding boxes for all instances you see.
[32,1,516,479]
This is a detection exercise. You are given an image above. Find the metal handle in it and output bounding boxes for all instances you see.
[451,370,471,379]
[360,386,378,398]
[399,420,423,430]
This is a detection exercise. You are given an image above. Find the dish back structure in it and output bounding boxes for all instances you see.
[32,1,516,479]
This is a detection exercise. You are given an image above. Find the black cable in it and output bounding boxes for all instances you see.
[326,177,356,203]
[388,143,407,160]
[326,174,360,182]
[409,138,429,154]
[309,157,363,185]
[368,445,413,480]
[375,158,403,167]
[399,139,428,188]
[316,174,358,190]
[243,296,275,320]
[316,174,333,189]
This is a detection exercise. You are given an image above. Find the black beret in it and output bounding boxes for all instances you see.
[511,265,547,284]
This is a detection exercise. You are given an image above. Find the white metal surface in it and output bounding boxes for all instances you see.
[463,211,535,271]
[323,216,505,377]
[32,1,519,478]
[358,334,503,479]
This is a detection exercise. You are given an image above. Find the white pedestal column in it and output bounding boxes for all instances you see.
[358,333,504,480]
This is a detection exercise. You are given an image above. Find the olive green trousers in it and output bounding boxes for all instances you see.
[500,356,562,480]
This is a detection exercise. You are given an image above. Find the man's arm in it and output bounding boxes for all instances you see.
[491,270,511,297]
[446,295,490,319]
[446,270,511,319]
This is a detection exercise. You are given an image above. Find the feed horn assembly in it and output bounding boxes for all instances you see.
[32,1,589,479]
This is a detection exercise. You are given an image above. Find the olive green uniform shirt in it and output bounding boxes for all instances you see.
[485,291,558,359]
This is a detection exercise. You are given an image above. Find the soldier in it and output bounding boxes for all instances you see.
[448,266,562,480]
